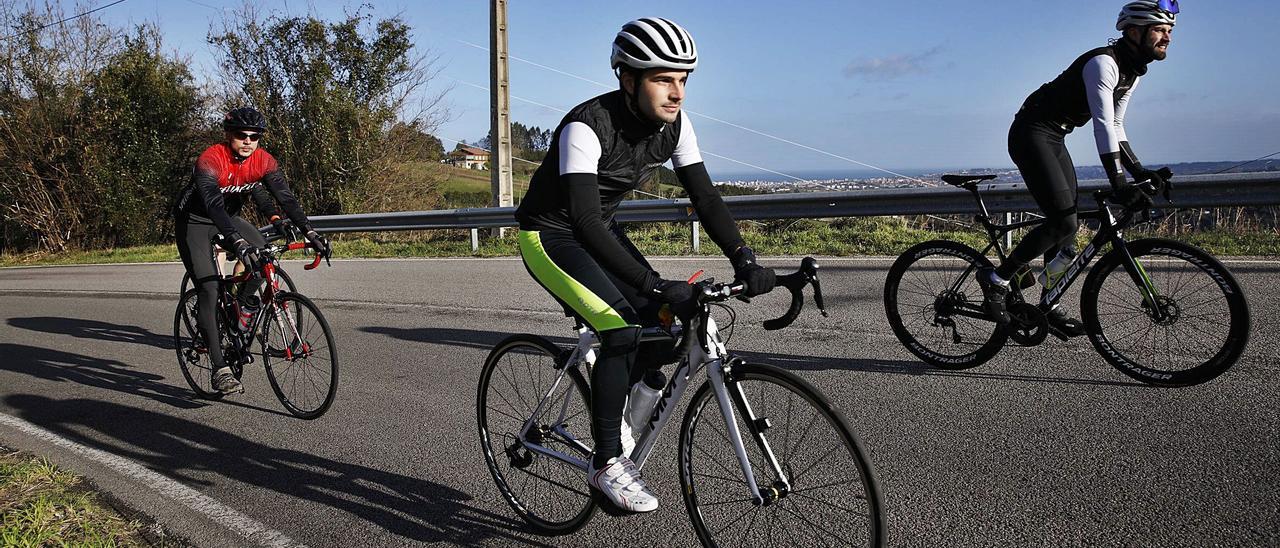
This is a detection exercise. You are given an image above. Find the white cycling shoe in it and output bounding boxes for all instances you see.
[587,456,659,513]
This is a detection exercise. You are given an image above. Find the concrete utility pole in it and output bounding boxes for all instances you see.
[490,0,514,237]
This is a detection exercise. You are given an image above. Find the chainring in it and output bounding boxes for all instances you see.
[1007,302,1048,346]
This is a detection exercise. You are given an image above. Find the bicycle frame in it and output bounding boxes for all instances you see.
[516,307,783,506]
[955,187,1165,318]
[217,242,319,361]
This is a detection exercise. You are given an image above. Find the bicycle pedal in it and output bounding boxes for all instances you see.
[1048,326,1070,342]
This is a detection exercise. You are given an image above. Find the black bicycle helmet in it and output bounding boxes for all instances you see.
[222,107,268,132]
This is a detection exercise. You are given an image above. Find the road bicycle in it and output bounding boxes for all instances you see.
[477,258,885,547]
[173,241,338,419]
[883,169,1250,386]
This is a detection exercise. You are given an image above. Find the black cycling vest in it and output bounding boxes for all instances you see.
[1015,41,1149,131]
[516,90,682,231]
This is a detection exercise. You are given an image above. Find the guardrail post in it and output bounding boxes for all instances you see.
[1003,212,1013,250]
[471,228,480,253]
[691,221,700,254]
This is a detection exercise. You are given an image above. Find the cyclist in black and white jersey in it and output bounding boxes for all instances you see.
[514,18,775,512]
[979,0,1178,336]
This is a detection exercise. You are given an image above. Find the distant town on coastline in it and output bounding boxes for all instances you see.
[717,160,1279,193]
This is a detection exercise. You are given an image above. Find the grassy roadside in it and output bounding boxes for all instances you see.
[0,448,169,547]
[2,218,1277,268]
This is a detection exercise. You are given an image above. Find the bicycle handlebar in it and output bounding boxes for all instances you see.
[694,256,827,331]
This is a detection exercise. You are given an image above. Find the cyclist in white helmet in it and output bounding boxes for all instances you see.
[515,17,775,513]
[978,1,1177,337]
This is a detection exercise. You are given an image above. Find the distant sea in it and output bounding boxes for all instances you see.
[717,159,1277,184]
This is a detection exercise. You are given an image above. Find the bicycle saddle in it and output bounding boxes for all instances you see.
[941,174,997,189]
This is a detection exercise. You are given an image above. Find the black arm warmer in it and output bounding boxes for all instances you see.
[1118,141,1144,175]
[249,184,282,221]
[1100,151,1128,187]
[675,162,744,257]
[565,173,657,291]
[191,170,243,242]
[260,169,311,232]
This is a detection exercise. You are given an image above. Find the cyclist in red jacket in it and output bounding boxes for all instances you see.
[174,107,330,395]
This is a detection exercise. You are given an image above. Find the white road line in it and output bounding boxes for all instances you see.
[0,412,306,548]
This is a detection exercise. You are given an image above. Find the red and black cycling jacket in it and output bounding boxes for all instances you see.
[176,144,311,242]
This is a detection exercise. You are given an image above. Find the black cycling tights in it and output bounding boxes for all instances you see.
[176,214,266,373]
[521,227,666,468]
[998,120,1080,280]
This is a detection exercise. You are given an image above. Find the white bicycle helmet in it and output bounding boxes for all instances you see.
[1117,0,1178,31]
[611,18,698,72]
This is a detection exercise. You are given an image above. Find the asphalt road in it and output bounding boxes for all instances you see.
[0,256,1276,547]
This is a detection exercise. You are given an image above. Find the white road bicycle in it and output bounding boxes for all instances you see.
[477,257,885,547]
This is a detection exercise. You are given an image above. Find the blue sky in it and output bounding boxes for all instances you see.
[63,0,1280,178]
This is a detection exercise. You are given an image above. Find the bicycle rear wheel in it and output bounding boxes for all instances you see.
[173,288,225,400]
[884,240,1007,369]
[1081,238,1250,386]
[477,334,596,534]
[679,361,884,547]
[260,292,338,418]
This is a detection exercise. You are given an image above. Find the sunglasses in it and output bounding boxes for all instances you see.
[232,131,262,142]
[1156,0,1179,15]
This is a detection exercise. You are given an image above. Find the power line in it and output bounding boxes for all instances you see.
[446,75,816,185]
[0,0,128,42]
[454,37,931,186]
[1214,150,1280,174]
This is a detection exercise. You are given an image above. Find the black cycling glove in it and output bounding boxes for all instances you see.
[270,216,292,241]
[649,277,695,304]
[305,230,331,259]
[731,246,776,297]
[233,238,263,274]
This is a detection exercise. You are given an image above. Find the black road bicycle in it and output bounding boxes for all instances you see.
[478,258,885,546]
[883,170,1250,387]
[173,241,338,418]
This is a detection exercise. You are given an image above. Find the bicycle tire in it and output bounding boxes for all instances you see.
[884,240,1008,369]
[679,361,885,547]
[173,288,225,400]
[260,291,339,418]
[1081,238,1250,386]
[477,334,597,534]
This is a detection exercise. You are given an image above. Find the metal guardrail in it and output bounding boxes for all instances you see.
[308,172,1280,249]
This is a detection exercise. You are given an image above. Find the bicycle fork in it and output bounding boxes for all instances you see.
[708,358,791,506]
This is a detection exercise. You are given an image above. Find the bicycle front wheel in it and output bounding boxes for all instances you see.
[679,362,885,547]
[173,288,224,400]
[260,292,338,418]
[477,334,596,534]
[1081,238,1250,386]
[884,240,1007,369]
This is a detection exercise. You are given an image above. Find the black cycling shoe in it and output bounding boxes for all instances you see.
[1046,307,1086,338]
[976,267,1011,325]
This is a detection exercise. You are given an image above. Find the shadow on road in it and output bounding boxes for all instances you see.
[4,394,552,547]
[359,326,575,350]
[734,350,1146,387]
[360,324,1142,387]
[0,343,204,409]
[8,316,174,350]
